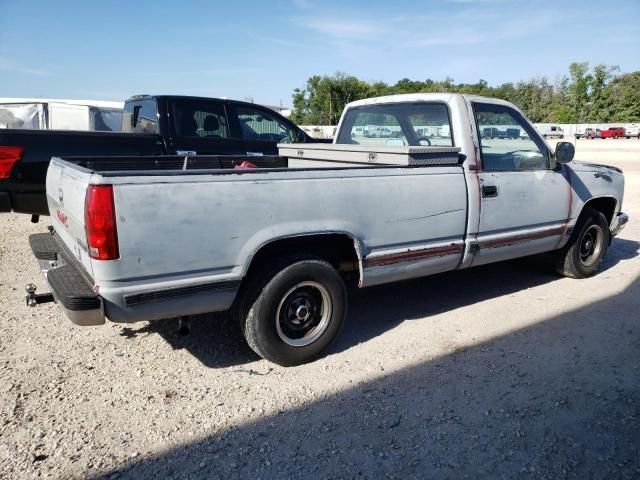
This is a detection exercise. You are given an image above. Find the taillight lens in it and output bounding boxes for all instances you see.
[85,185,119,260]
[0,146,24,179]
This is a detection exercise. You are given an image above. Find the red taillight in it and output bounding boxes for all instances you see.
[0,146,24,180]
[84,184,119,260]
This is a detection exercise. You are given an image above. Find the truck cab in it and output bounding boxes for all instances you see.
[122,95,310,156]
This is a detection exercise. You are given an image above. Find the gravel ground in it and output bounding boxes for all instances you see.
[1,152,639,479]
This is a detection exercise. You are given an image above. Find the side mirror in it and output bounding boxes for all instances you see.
[555,141,575,164]
[296,130,307,143]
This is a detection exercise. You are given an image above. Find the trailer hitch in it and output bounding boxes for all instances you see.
[25,284,54,307]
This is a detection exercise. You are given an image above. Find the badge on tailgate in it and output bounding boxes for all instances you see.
[56,209,69,227]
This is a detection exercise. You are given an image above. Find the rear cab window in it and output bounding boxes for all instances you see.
[122,99,158,134]
[336,102,453,147]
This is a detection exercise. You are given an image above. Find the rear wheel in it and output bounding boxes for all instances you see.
[554,208,610,278]
[240,256,347,366]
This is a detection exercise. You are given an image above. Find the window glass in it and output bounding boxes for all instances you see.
[474,103,548,171]
[336,103,453,147]
[89,108,122,132]
[0,103,43,129]
[122,100,158,134]
[173,101,229,138]
[235,106,296,143]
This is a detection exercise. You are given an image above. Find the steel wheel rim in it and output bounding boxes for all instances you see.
[276,281,332,347]
[579,224,603,267]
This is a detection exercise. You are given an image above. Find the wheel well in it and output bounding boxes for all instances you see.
[244,234,361,285]
[583,197,616,225]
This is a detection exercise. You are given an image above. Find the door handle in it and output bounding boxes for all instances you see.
[482,185,498,198]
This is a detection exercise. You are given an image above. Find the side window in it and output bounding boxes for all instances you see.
[474,103,548,171]
[122,100,158,134]
[235,106,297,143]
[173,101,229,138]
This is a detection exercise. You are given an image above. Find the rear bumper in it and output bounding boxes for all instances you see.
[610,212,629,236]
[0,192,10,212]
[28,231,240,325]
[28,232,105,326]
[0,190,49,215]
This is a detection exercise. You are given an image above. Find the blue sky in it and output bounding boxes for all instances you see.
[0,0,638,107]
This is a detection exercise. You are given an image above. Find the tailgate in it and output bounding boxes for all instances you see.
[46,158,94,277]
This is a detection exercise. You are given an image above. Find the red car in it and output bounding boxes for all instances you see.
[600,127,626,139]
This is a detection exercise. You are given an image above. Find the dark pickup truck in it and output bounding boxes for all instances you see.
[0,95,317,217]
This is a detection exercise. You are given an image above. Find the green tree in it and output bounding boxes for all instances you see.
[606,71,640,122]
[565,62,592,123]
[290,63,639,125]
[290,73,370,125]
[588,64,619,122]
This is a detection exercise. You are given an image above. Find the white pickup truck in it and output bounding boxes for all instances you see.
[26,94,628,366]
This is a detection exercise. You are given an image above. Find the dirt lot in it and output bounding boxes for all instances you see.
[1,144,639,479]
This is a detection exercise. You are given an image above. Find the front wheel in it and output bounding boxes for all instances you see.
[553,208,610,278]
[240,256,347,366]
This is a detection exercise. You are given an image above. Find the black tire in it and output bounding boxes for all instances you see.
[240,255,347,366]
[554,208,610,278]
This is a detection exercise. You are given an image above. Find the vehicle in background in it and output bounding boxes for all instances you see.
[586,128,601,139]
[535,124,564,139]
[0,95,317,217]
[600,127,626,139]
[576,128,601,139]
[625,124,640,139]
[481,127,520,139]
[0,98,123,132]
[28,93,628,366]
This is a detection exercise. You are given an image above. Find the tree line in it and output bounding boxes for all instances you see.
[290,63,640,125]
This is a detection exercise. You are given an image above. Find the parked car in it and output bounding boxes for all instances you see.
[625,124,640,139]
[26,94,628,366]
[0,95,318,217]
[586,128,601,139]
[576,128,601,139]
[535,124,564,139]
[600,127,626,139]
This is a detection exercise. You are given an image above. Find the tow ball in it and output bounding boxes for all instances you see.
[25,284,55,307]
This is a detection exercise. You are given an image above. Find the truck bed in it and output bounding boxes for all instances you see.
[58,155,290,175]
[46,152,468,325]
[58,145,463,177]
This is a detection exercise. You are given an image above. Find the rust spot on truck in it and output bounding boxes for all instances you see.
[364,243,464,268]
[479,226,565,249]
[555,165,574,249]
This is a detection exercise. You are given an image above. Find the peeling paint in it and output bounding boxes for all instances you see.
[479,226,565,249]
[364,243,464,268]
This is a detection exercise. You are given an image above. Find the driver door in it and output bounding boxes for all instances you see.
[168,98,245,155]
[472,102,571,266]
[227,104,299,156]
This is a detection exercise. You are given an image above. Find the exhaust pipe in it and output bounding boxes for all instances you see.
[178,316,191,336]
